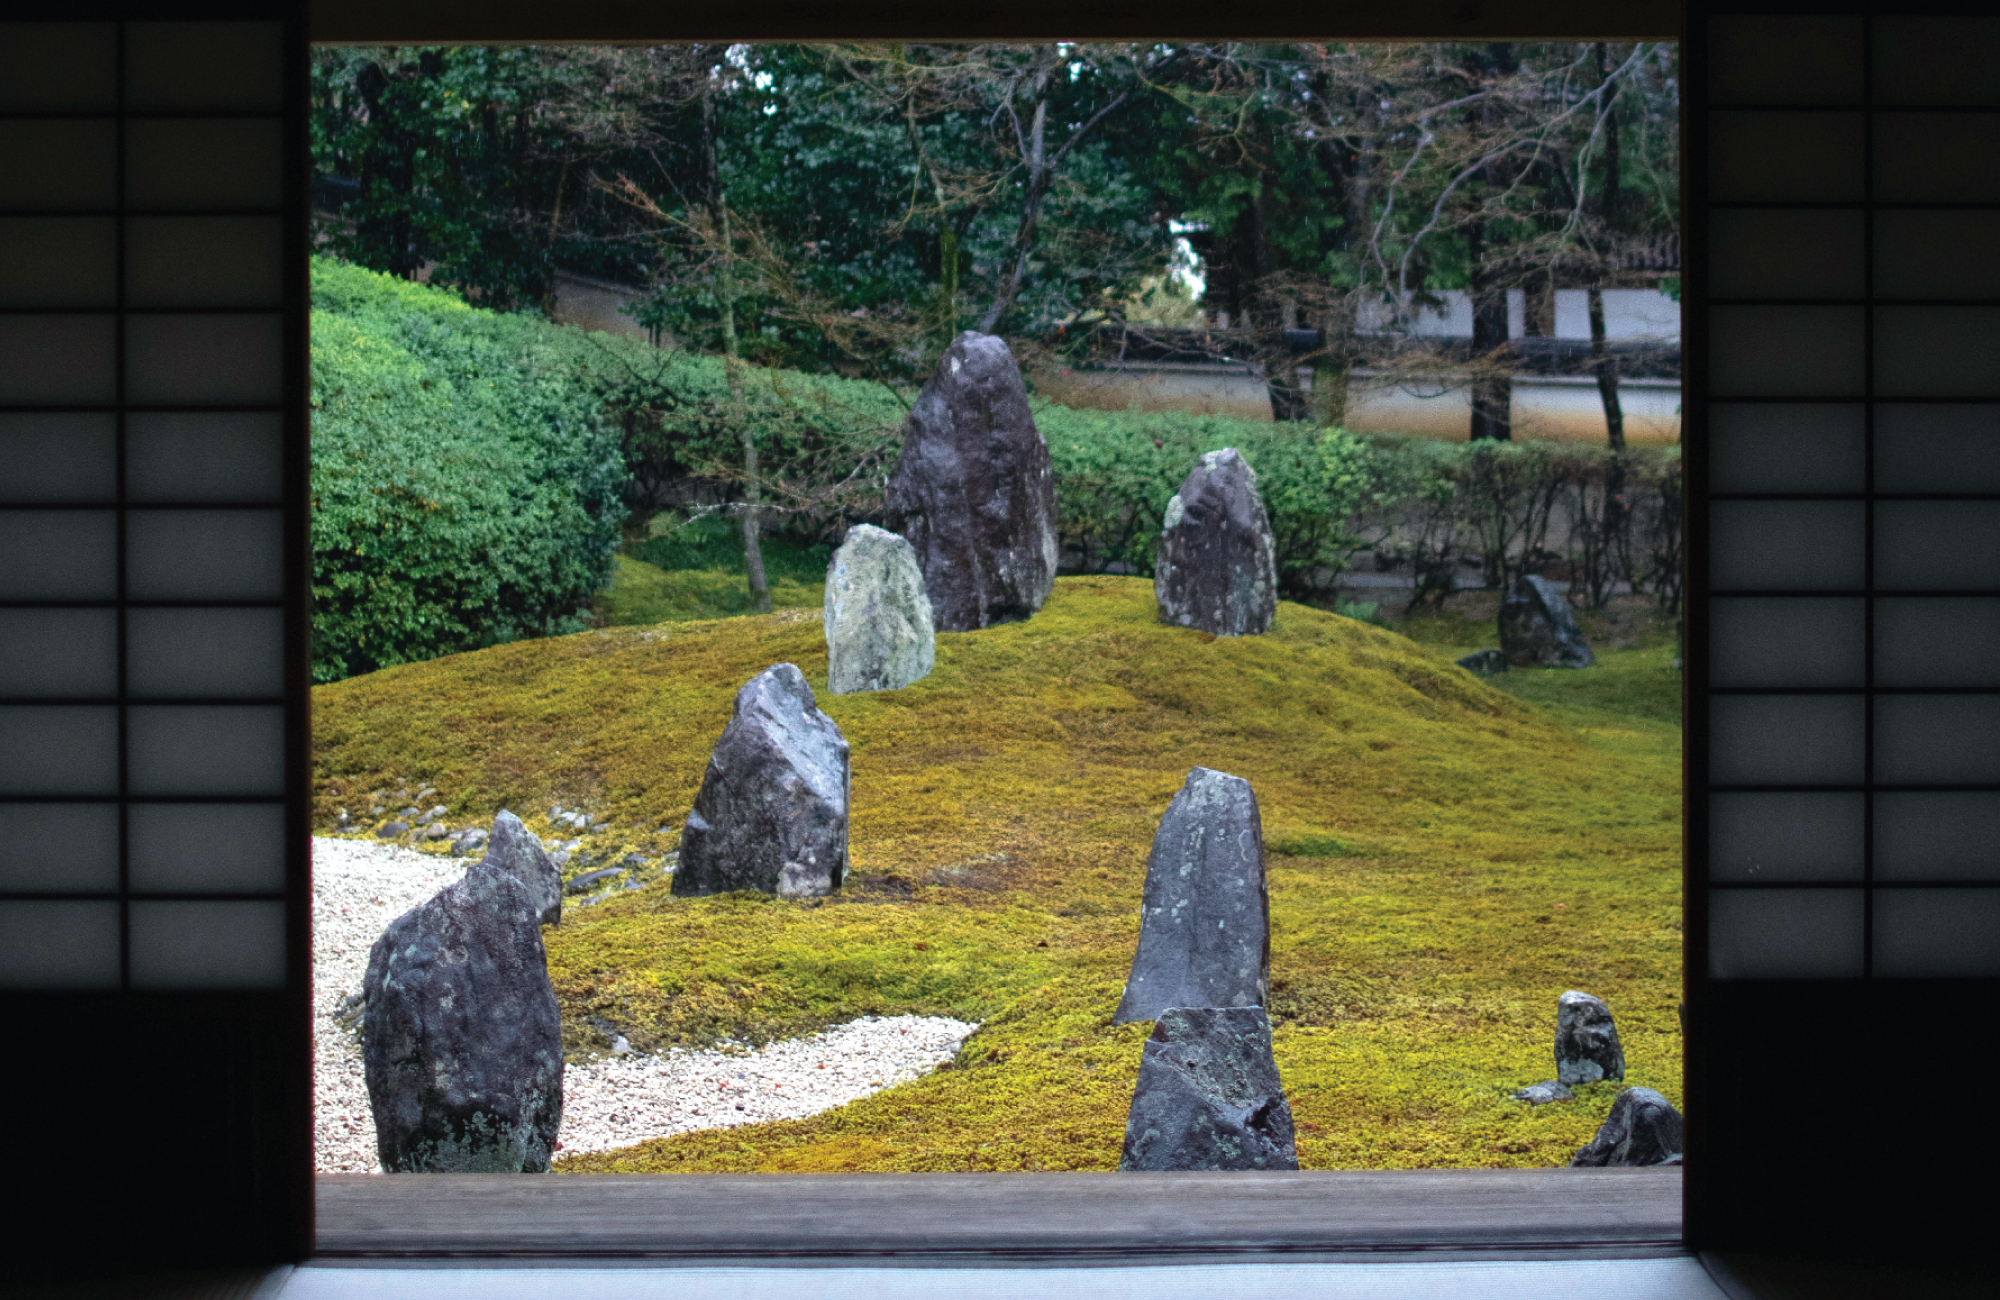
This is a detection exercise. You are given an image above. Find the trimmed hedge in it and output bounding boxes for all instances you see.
[311,259,628,682]
[312,256,1681,685]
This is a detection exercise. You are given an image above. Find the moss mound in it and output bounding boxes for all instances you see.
[312,576,1681,1171]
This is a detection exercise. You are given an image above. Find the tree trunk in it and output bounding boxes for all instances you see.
[1589,286,1626,452]
[1590,43,1627,454]
[1312,291,1355,427]
[979,51,1055,334]
[704,91,770,614]
[1467,222,1512,442]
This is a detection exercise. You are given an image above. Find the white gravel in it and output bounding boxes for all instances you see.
[311,836,976,1173]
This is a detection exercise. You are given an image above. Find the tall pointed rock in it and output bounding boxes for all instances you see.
[1113,767,1269,1025]
[884,331,1058,631]
[1154,447,1279,637]
[672,663,850,899]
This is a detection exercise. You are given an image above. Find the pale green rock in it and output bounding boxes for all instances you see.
[824,524,936,695]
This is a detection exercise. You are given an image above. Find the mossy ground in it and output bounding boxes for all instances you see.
[591,513,830,626]
[313,576,1681,1173]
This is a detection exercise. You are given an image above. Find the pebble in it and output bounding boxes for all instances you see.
[311,836,976,1174]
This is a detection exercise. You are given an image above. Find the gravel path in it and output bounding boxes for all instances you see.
[312,837,975,1173]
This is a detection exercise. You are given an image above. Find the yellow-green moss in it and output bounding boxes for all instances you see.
[593,554,824,627]
[312,576,1681,1172]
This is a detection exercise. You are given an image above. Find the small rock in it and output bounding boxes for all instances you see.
[1153,448,1279,638]
[361,857,563,1173]
[1570,1087,1684,1167]
[610,1035,632,1056]
[1499,575,1594,668]
[400,805,421,818]
[552,850,571,868]
[565,866,623,895]
[429,805,447,819]
[482,810,563,927]
[376,822,410,838]
[1556,990,1626,1086]
[451,829,488,858]
[1120,1006,1297,1171]
[1513,1080,1573,1105]
[883,331,1058,632]
[824,524,936,695]
[673,663,850,900]
[422,822,450,840]
[1114,767,1268,1025]
[621,853,648,869]
[1457,648,1509,674]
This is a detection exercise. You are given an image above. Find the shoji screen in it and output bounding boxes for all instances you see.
[1690,8,2000,1251]
[0,10,308,1262]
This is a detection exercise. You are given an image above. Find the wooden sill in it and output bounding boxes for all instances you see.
[316,1168,1681,1262]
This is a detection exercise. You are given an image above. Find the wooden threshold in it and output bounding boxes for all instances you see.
[316,1169,1682,1263]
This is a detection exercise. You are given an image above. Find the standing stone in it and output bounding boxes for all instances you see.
[1570,1087,1685,1167]
[482,809,561,927]
[362,861,564,1173]
[1120,1006,1297,1171]
[672,663,850,899]
[1154,448,1279,637]
[883,331,1058,632]
[1556,990,1626,1086]
[1499,575,1594,668]
[824,524,935,695]
[1114,767,1268,1025]
[1456,648,1509,675]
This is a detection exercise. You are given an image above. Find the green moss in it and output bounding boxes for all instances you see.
[313,576,1680,1172]
[593,555,823,627]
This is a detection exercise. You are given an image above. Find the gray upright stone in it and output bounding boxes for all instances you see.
[824,524,935,695]
[1119,1006,1297,1171]
[1556,990,1626,1086]
[672,663,850,899]
[883,332,1058,632]
[1154,448,1279,637]
[1456,648,1509,675]
[1570,1086,1684,1167]
[482,809,561,927]
[1499,575,1594,668]
[1114,767,1268,1025]
[362,860,564,1173]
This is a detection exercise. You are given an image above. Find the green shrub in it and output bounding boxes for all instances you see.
[1037,407,1374,592]
[629,511,833,586]
[310,258,627,682]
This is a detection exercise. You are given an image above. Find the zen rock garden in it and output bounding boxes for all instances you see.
[350,331,1673,1175]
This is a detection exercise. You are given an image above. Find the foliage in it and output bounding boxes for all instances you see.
[311,577,1680,1171]
[1038,407,1375,592]
[591,554,824,627]
[310,258,627,682]
[309,42,1679,430]
[1353,435,1684,612]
